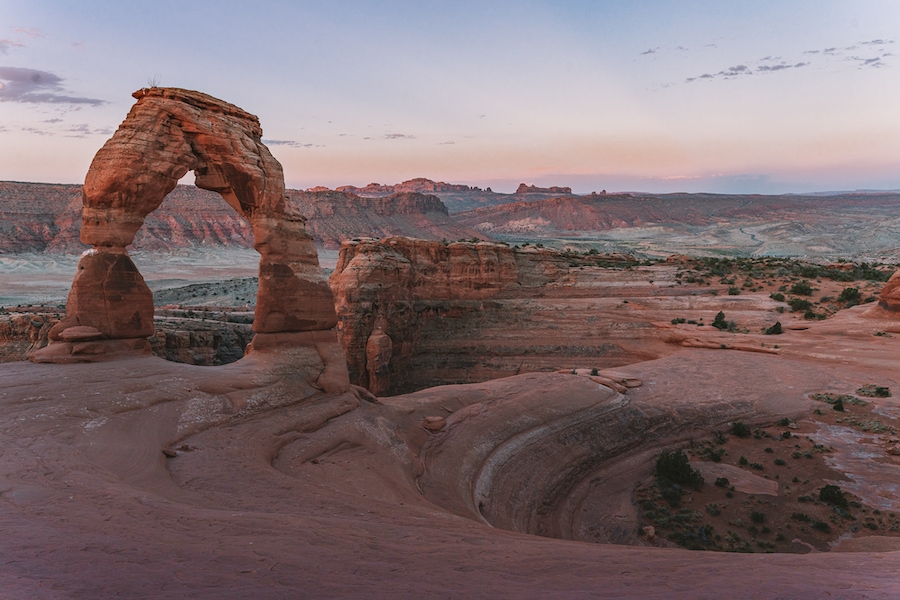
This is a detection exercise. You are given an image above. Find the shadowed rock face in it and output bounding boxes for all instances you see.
[880,271,900,312]
[329,237,569,393]
[34,87,337,362]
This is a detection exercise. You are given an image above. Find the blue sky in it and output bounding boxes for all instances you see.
[1,0,898,193]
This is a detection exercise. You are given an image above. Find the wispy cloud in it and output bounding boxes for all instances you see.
[0,38,25,54]
[383,133,415,140]
[641,47,659,55]
[802,39,894,69]
[686,61,809,82]
[14,27,44,38]
[0,67,106,105]
[261,138,318,148]
[64,123,113,138]
[438,141,455,145]
[756,61,808,72]
[21,126,51,135]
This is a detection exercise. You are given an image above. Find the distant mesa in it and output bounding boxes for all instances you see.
[515,183,573,195]
[336,177,484,197]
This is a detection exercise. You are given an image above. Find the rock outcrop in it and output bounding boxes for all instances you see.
[329,237,569,393]
[879,270,900,312]
[0,181,486,253]
[336,178,483,197]
[288,190,486,249]
[515,183,573,194]
[32,87,337,363]
[0,311,59,361]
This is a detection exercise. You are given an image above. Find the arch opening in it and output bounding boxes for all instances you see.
[34,87,337,363]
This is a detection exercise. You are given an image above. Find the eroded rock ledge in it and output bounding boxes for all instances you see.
[329,237,569,394]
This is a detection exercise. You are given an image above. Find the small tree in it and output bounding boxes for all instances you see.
[791,281,813,296]
[764,321,783,335]
[838,287,862,304]
[656,449,704,489]
[819,485,849,508]
[712,311,728,330]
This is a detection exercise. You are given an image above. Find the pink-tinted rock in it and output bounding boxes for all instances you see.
[879,270,900,312]
[48,248,154,341]
[365,329,393,396]
[40,87,337,363]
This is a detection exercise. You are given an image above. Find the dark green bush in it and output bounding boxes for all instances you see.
[791,281,813,296]
[714,477,730,488]
[838,287,862,304]
[788,298,813,312]
[751,511,766,524]
[770,292,785,302]
[712,311,728,330]
[819,485,849,508]
[857,384,891,398]
[764,321,783,335]
[731,422,752,438]
[656,449,704,489]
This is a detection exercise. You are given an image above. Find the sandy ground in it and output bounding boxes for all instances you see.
[0,304,899,598]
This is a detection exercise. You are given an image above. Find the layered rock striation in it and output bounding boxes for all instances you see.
[32,87,338,364]
[0,182,485,253]
[879,270,900,312]
[329,237,569,394]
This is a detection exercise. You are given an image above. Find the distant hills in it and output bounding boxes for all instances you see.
[0,181,484,254]
[2,178,899,260]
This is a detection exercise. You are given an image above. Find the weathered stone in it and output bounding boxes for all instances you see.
[35,87,338,363]
[365,328,393,396]
[48,249,154,341]
[879,270,900,312]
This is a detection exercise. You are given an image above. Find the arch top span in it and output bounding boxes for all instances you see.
[34,87,338,363]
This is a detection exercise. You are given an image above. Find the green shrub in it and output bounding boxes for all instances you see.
[857,384,891,398]
[770,292,785,302]
[731,422,752,438]
[728,287,740,295]
[764,321,783,335]
[714,477,730,488]
[788,298,813,312]
[819,485,849,508]
[791,281,813,296]
[812,521,831,533]
[656,449,704,489]
[712,311,728,330]
[792,512,812,522]
[838,287,862,304]
[751,511,766,524]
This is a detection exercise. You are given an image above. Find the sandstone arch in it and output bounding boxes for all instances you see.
[35,87,337,362]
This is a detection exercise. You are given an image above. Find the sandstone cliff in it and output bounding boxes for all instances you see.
[0,182,486,254]
[288,189,485,249]
[329,237,569,394]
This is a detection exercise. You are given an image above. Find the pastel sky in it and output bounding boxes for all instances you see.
[1,0,898,194]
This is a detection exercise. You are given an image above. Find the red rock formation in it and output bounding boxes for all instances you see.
[32,87,337,362]
[288,190,486,249]
[0,182,486,253]
[515,183,573,194]
[879,270,900,312]
[336,178,481,197]
[329,237,569,393]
